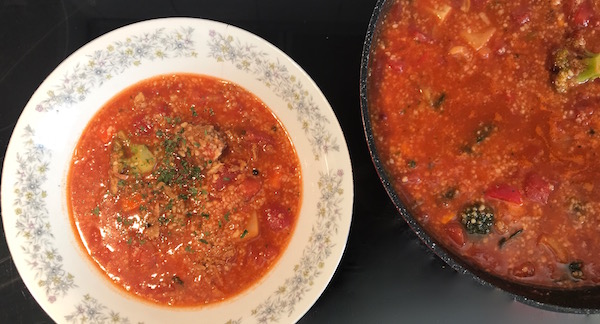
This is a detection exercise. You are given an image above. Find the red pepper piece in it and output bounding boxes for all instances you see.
[445,223,466,247]
[523,172,553,205]
[485,183,523,205]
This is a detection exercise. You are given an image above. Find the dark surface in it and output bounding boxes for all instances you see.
[0,0,598,323]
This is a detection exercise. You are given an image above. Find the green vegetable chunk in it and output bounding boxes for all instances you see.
[128,144,156,174]
[553,47,600,93]
[460,202,494,235]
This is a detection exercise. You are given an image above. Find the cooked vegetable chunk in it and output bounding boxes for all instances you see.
[460,202,494,235]
[553,47,600,93]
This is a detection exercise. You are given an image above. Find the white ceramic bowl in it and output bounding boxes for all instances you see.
[1,18,353,323]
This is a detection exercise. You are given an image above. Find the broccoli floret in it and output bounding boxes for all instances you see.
[460,202,494,234]
[552,48,600,93]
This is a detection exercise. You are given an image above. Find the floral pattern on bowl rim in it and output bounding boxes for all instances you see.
[1,18,353,324]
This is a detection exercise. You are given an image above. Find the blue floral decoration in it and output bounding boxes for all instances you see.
[35,27,197,113]
[250,169,345,323]
[207,30,341,159]
[65,294,133,324]
[13,126,75,303]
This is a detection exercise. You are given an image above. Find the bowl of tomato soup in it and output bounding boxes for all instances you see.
[68,73,303,306]
[361,0,600,312]
[1,18,353,323]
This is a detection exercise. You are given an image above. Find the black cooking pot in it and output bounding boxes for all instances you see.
[359,0,600,314]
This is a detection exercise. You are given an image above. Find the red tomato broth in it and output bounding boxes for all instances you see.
[369,0,600,288]
[68,74,302,306]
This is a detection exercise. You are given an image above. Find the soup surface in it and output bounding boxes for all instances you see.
[68,74,302,306]
[369,0,600,287]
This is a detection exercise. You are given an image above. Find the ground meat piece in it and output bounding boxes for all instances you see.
[133,92,147,108]
[179,123,226,168]
[143,220,160,239]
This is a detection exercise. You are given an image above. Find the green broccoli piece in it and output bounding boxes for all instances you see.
[460,202,494,235]
[553,48,600,93]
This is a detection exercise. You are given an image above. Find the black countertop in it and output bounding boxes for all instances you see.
[0,0,598,323]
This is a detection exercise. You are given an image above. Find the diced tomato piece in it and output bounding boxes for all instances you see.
[99,125,115,143]
[523,172,553,204]
[263,204,293,230]
[445,223,466,247]
[573,0,595,27]
[239,178,262,201]
[121,192,144,212]
[485,183,523,205]
[213,169,238,191]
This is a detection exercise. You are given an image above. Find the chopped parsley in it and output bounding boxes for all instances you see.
[432,92,446,109]
[158,215,169,225]
[163,138,178,154]
[156,167,176,184]
[116,216,133,226]
[165,199,174,210]
[172,275,184,285]
[240,229,249,238]
[91,206,100,216]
